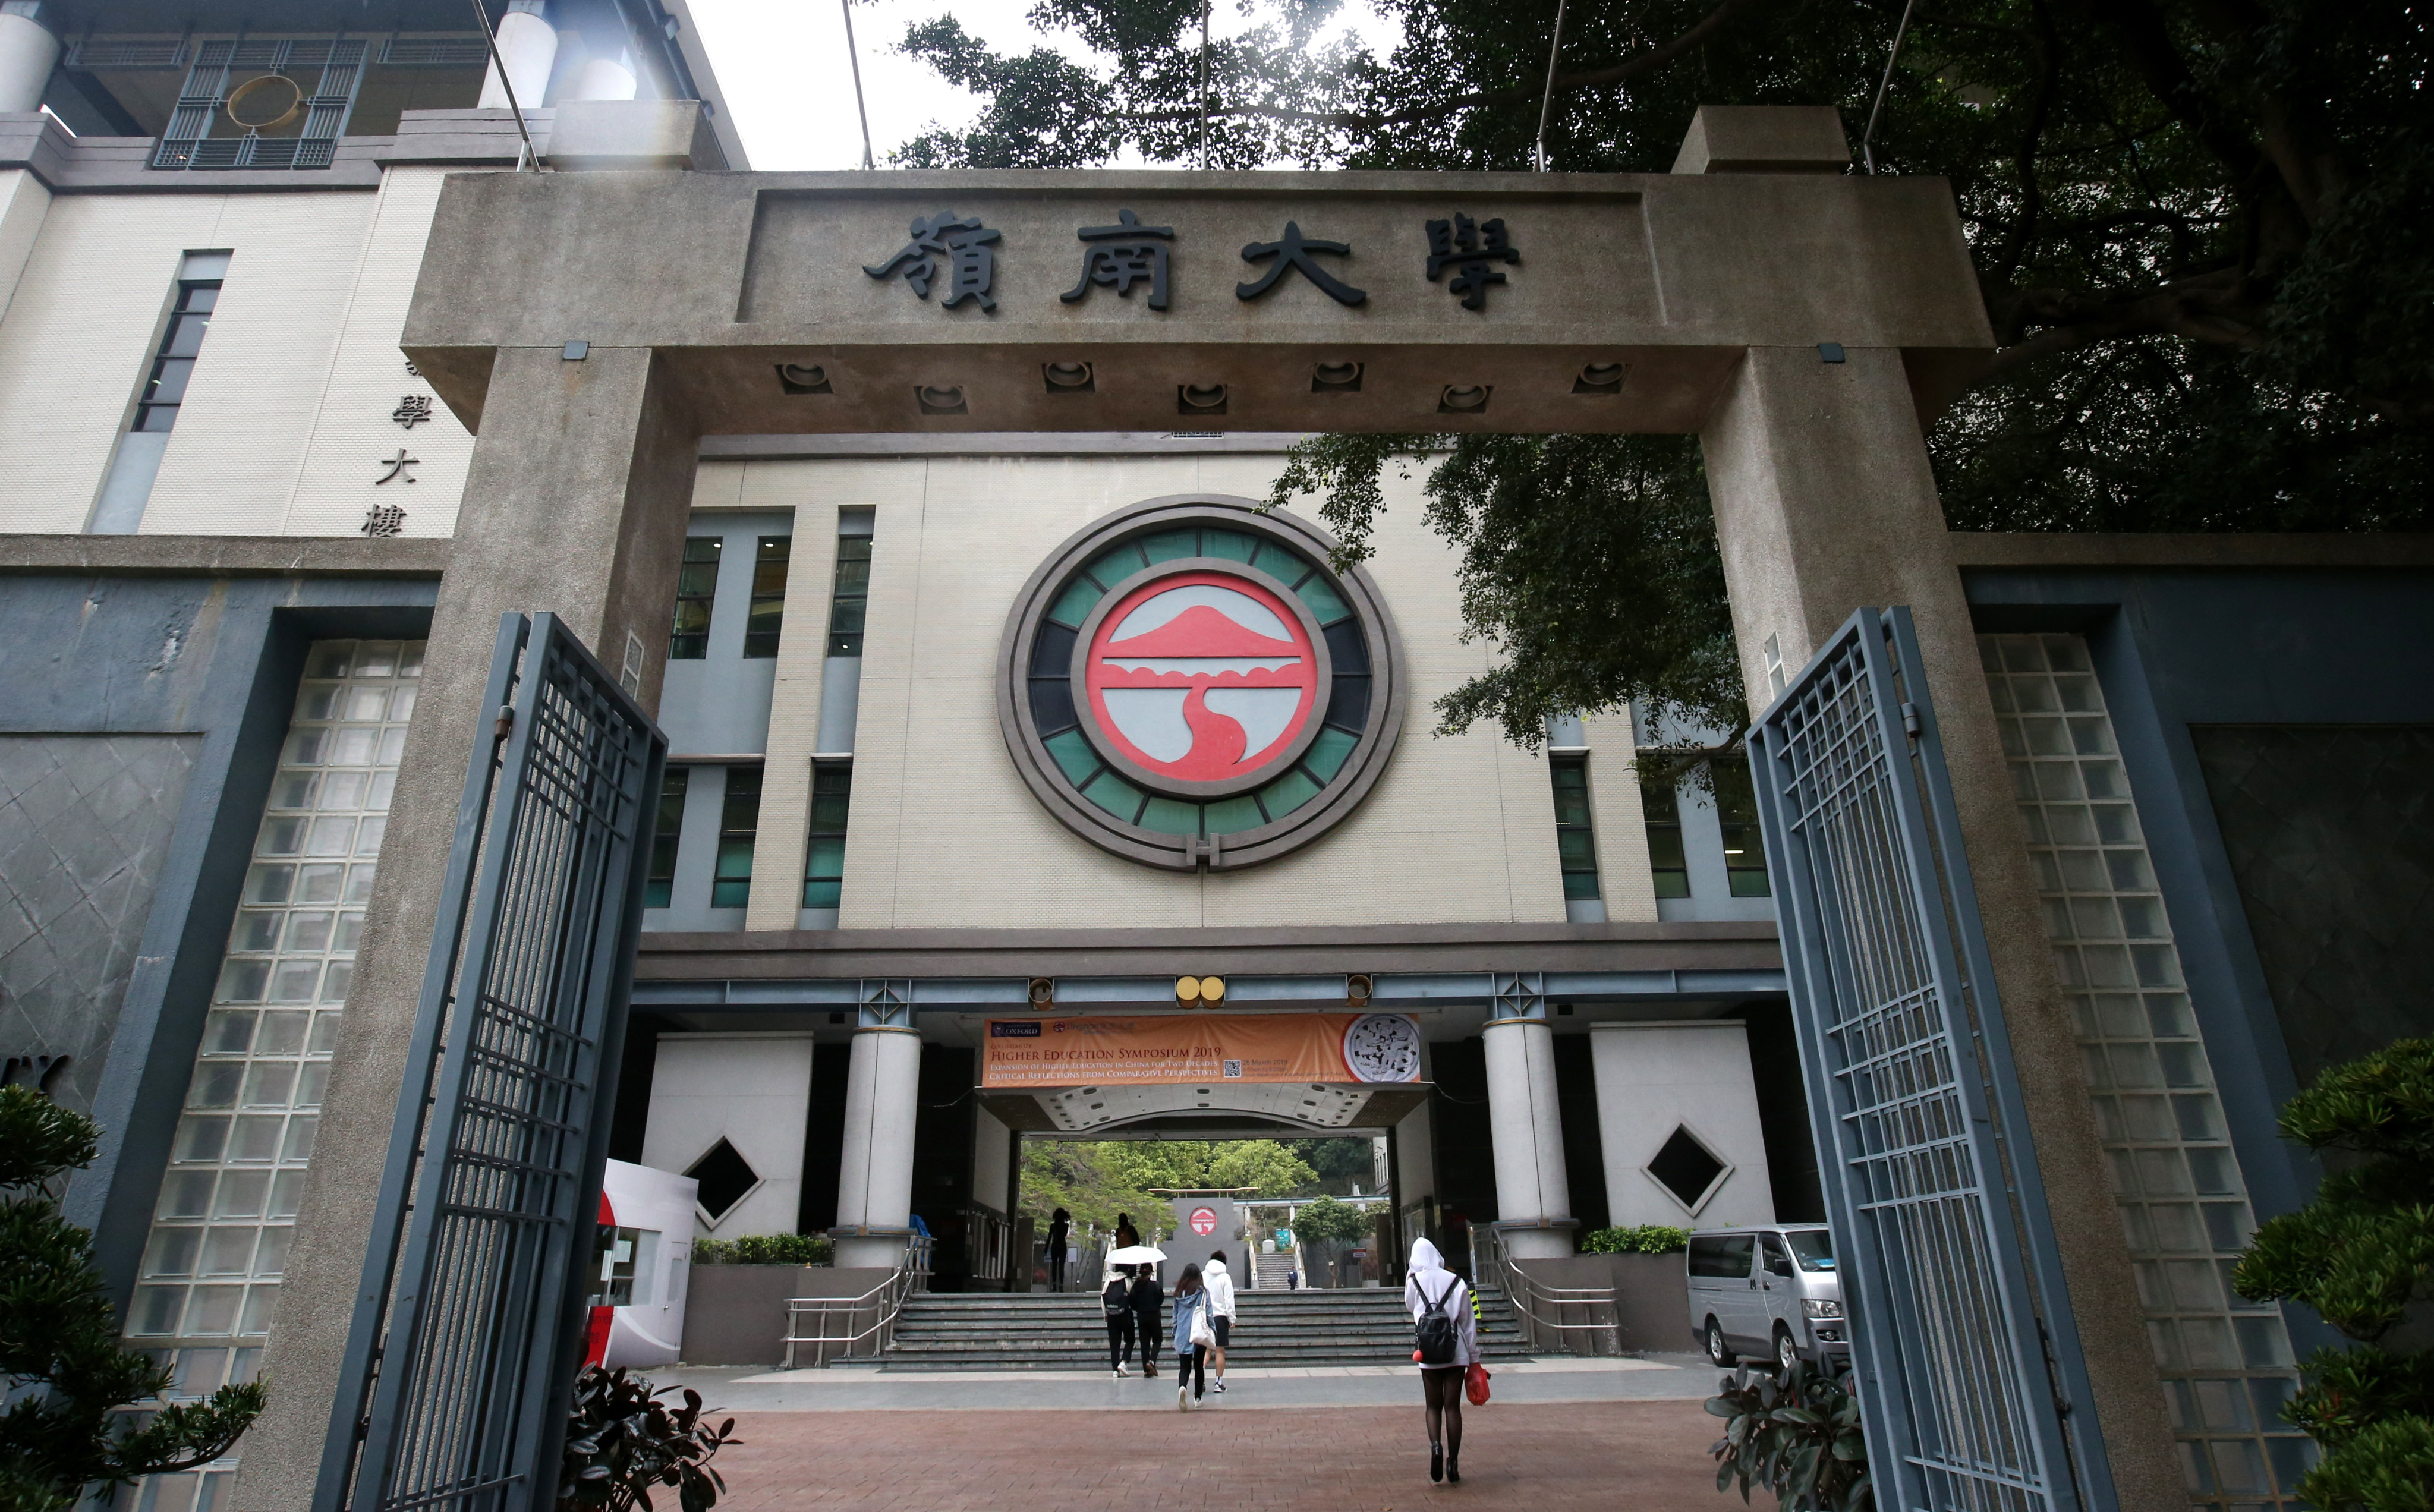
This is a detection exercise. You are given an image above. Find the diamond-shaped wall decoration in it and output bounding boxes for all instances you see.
[684,1138,761,1226]
[1645,1124,1732,1214]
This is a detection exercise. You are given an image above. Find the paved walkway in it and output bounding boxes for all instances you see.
[707,1401,1734,1511]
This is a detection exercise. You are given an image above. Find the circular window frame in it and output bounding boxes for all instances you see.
[996,494,1406,871]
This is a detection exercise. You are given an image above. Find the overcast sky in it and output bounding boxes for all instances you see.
[685,0,1402,172]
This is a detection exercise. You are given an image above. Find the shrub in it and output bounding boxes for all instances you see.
[691,1233,832,1267]
[1581,1224,1690,1255]
[558,1366,741,1512]
[2233,1038,2434,1510]
[0,1085,264,1508]
[1705,1359,1870,1511]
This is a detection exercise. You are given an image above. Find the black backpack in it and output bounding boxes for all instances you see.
[1103,1278,1129,1318]
[1414,1275,1460,1365]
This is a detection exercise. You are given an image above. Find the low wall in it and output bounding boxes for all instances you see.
[1507,1252,1690,1354]
[680,1265,898,1366]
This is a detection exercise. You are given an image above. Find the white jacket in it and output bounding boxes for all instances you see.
[1204,1259,1238,1319]
[1402,1240,1480,1369]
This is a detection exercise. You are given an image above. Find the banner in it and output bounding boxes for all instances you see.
[981,1012,1422,1088]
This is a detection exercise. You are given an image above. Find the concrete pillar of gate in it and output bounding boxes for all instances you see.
[0,2,59,115]
[1479,981,1573,1261]
[1693,338,2179,1498]
[477,0,559,109]
[831,1018,922,1270]
[233,345,699,1510]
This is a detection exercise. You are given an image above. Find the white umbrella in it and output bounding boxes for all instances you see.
[1106,1245,1167,1265]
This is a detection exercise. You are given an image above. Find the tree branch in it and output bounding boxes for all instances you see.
[1119,0,1757,131]
[1972,267,2268,388]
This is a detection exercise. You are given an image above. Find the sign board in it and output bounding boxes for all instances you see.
[1189,1207,1218,1236]
[1164,1195,1240,1287]
[983,1012,1422,1087]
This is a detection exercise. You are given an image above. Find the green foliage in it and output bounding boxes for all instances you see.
[1270,433,1742,742]
[1704,1359,1871,1511]
[0,1085,264,1507]
[2233,1040,2434,1511]
[900,0,2434,744]
[1287,1193,1374,1244]
[689,1233,832,1267]
[2235,1040,2434,1340]
[1581,1224,1691,1255]
[1017,1139,1331,1234]
[557,1366,741,1512]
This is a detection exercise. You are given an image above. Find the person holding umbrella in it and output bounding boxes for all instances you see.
[1106,1239,1166,1379]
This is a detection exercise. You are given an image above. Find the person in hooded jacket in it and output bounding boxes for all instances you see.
[1202,1250,1238,1393]
[1169,1262,1213,1409]
[1403,1238,1480,1484]
[1127,1264,1164,1379]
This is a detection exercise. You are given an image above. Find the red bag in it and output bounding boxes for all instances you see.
[1466,1362,1491,1406]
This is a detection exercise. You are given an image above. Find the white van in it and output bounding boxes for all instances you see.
[1684,1224,1846,1372]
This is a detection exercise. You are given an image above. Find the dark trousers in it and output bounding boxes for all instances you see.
[1134,1313,1160,1374]
[1176,1344,1207,1396]
[1050,1248,1068,1290]
[1106,1313,1134,1369]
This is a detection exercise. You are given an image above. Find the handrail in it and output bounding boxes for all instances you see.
[1478,1226,1623,1356]
[779,1236,934,1369]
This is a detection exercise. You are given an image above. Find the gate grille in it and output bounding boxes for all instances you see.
[319,613,665,1512]
[1746,608,2108,1512]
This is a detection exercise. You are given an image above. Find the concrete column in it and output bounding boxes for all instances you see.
[476,0,558,109]
[0,4,58,115]
[566,49,639,102]
[234,346,698,1510]
[831,1025,922,1270]
[1481,1014,1573,1260]
[1697,344,2178,1504]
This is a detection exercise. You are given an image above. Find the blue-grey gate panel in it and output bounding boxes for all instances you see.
[318,613,665,1512]
[1746,607,2110,1512]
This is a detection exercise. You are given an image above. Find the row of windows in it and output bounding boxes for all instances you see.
[644,761,856,913]
[1642,759,1769,899]
[669,536,794,660]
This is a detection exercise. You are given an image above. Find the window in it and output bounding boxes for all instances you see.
[711,766,761,908]
[125,640,419,1504]
[743,536,791,657]
[644,768,688,908]
[136,277,220,433]
[1549,755,1601,902]
[668,537,721,659]
[1687,1233,1754,1278]
[827,532,871,657]
[1712,758,1771,897]
[802,762,851,909]
[1642,777,1690,898]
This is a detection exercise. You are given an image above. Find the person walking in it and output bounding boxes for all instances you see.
[1404,1238,1479,1484]
[1103,1263,1136,1378]
[1114,1212,1141,1250]
[1128,1262,1164,1379]
[1047,1207,1071,1292]
[1170,1262,1214,1410]
[1202,1249,1238,1393]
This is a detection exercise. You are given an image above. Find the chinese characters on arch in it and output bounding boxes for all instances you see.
[862,207,1522,314]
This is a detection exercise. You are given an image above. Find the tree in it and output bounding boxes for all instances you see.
[0,1086,263,1509]
[1018,1139,1320,1233]
[2233,1039,2434,1509]
[896,0,2434,743]
[1289,1193,1375,1244]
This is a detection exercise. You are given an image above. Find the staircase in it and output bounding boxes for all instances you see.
[1253,1252,1295,1289]
[873,1283,1532,1371]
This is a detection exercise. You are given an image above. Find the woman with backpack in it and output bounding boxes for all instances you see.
[1403,1238,1479,1483]
[1169,1263,1215,1410]
[1128,1264,1164,1379]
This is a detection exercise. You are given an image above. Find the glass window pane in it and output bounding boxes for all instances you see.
[1043,730,1100,785]
[1081,768,1145,823]
[1258,768,1320,818]
[1293,572,1351,625]
[1138,797,1200,836]
[1202,794,1263,833]
[1139,530,1196,563]
[1302,726,1358,782]
[1047,577,1103,629]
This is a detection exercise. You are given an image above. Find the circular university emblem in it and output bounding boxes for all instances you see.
[1341,1013,1424,1083]
[1189,1206,1218,1236]
[998,496,1405,871]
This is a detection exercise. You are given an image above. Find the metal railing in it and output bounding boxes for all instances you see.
[779,1237,933,1369]
[1475,1227,1623,1356]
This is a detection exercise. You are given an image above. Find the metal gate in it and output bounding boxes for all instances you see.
[1745,607,2110,1512]
[317,613,666,1512]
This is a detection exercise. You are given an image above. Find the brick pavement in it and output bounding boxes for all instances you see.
[709,1401,1736,1510]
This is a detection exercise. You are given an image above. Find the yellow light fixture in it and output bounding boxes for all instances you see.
[1175,975,1226,1004]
